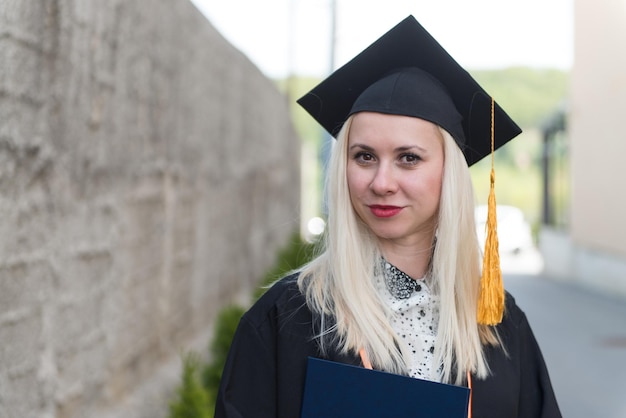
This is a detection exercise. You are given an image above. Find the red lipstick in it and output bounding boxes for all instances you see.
[369,205,402,218]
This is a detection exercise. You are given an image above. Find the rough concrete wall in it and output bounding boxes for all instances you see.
[0,1,300,417]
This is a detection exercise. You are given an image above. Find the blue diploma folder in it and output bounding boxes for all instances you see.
[301,357,469,418]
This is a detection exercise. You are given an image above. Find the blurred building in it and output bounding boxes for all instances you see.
[540,0,626,300]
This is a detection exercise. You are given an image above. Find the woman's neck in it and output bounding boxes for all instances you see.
[378,235,435,280]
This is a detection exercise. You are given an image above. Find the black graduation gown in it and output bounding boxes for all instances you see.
[215,274,562,418]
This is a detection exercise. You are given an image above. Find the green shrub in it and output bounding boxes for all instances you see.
[254,232,317,300]
[169,232,317,417]
[168,353,212,418]
[202,305,246,400]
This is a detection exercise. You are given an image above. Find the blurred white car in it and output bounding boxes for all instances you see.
[475,205,534,254]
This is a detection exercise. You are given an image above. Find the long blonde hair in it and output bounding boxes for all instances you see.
[298,116,498,384]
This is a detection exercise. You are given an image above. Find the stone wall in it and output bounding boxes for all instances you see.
[0,1,300,417]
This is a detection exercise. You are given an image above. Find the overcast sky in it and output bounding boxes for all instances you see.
[191,0,574,78]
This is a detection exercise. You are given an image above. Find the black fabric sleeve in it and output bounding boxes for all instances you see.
[472,294,563,418]
[214,276,318,418]
[214,313,277,418]
[517,312,563,418]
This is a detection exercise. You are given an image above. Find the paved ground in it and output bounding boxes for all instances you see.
[504,272,626,418]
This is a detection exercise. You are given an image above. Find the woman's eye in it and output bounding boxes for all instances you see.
[354,151,375,163]
[400,153,421,164]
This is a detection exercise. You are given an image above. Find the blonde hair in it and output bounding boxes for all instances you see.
[298,116,498,384]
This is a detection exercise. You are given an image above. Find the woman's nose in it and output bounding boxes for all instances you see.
[369,164,398,195]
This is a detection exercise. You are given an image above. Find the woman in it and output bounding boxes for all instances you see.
[216,16,561,418]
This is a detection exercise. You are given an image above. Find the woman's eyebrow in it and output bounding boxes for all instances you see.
[348,144,428,153]
[348,143,374,151]
[394,145,427,153]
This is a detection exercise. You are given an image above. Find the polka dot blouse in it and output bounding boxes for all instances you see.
[376,259,442,382]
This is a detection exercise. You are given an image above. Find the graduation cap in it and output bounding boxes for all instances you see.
[297,15,518,325]
[297,15,521,167]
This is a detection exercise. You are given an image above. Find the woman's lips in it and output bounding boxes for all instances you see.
[369,205,403,218]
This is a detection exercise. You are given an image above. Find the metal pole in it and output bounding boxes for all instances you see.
[329,0,337,71]
[321,0,337,215]
[542,130,552,225]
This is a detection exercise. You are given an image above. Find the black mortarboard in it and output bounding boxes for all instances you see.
[297,15,522,166]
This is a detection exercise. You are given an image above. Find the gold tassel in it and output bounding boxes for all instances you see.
[477,97,504,326]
